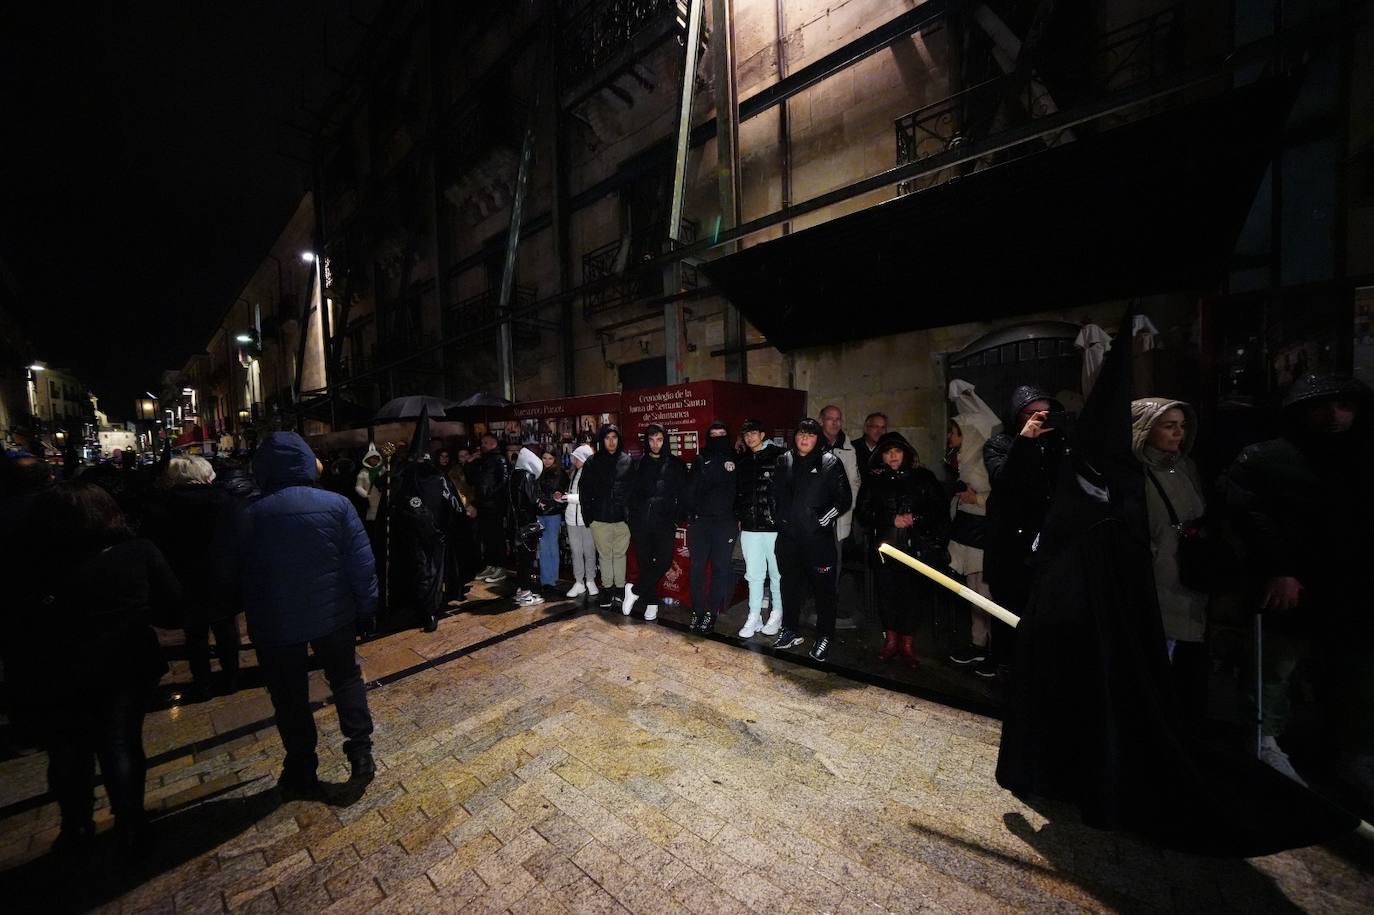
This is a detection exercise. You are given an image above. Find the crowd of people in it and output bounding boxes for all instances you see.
[0,365,1369,857]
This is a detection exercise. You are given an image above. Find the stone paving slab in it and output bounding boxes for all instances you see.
[0,599,1372,913]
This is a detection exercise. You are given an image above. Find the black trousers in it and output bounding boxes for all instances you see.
[875,561,920,635]
[689,517,737,612]
[778,533,839,639]
[478,502,508,567]
[257,622,374,777]
[47,684,147,829]
[632,524,676,603]
[185,615,241,689]
[515,542,536,591]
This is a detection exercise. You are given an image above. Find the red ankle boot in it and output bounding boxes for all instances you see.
[877,630,899,661]
[899,635,920,668]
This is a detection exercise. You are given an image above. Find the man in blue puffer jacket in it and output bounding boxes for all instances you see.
[237,432,378,794]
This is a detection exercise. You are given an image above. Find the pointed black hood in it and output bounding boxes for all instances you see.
[1035,304,1145,558]
[408,404,432,464]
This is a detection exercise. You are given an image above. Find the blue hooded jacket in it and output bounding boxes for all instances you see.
[237,432,377,647]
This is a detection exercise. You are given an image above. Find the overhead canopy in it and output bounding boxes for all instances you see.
[702,79,1291,352]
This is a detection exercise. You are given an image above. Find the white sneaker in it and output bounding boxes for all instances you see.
[761,611,782,637]
[566,581,587,598]
[622,583,638,616]
[738,613,763,638]
[514,588,532,602]
[515,589,545,606]
[643,604,658,621]
[1260,736,1307,786]
[483,567,509,583]
[585,580,600,596]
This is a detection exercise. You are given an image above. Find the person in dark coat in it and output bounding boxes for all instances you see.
[684,420,737,634]
[390,414,461,632]
[579,423,634,610]
[770,418,853,662]
[436,447,480,603]
[1218,373,1374,798]
[856,432,949,668]
[981,383,1067,674]
[623,423,687,622]
[235,431,378,793]
[995,311,1358,856]
[472,432,511,582]
[25,481,181,852]
[734,419,785,638]
[535,448,569,596]
[142,455,242,698]
[508,443,550,606]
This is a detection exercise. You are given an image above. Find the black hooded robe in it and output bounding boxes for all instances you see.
[995,311,1357,856]
[386,408,458,629]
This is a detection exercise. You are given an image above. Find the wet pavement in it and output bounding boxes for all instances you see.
[1,584,1371,913]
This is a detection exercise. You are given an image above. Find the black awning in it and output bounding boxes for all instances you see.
[702,79,1289,351]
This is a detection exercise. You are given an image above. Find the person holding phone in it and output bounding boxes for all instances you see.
[982,384,1068,676]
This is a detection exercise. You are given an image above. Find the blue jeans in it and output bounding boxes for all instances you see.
[741,530,782,616]
[538,514,564,586]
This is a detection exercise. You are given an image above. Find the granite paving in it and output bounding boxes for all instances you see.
[1,586,1371,913]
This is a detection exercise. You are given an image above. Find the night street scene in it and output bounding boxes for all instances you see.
[2,0,1374,912]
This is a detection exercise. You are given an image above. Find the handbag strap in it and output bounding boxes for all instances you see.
[1143,468,1181,529]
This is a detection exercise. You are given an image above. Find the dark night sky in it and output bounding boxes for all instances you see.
[0,2,382,419]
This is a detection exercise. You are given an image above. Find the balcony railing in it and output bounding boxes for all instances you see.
[581,219,699,317]
[445,286,542,347]
[894,5,1183,194]
[560,0,684,89]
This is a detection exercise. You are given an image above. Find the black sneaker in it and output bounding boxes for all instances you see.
[597,592,613,610]
[348,751,376,785]
[949,644,987,666]
[697,610,716,635]
[687,609,703,631]
[422,616,438,633]
[773,628,803,650]
[809,637,831,662]
[974,656,998,679]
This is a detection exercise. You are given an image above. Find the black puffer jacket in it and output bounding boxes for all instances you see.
[627,424,688,530]
[685,434,738,522]
[508,448,549,543]
[772,445,852,542]
[1218,374,1373,617]
[538,463,569,517]
[471,448,510,509]
[735,441,784,531]
[580,424,634,524]
[855,432,950,564]
[983,383,1067,601]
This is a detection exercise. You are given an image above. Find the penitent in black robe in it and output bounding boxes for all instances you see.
[994,309,1356,857]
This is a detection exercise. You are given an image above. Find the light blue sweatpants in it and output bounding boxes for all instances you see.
[740,530,782,617]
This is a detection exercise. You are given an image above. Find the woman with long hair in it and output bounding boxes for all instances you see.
[26,481,181,852]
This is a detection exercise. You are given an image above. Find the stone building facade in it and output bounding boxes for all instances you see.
[178,1,1371,461]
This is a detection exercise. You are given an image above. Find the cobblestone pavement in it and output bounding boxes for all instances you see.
[1,590,1372,914]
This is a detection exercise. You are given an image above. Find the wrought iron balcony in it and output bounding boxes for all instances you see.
[894,5,1183,194]
[581,219,699,318]
[445,286,542,347]
[560,0,685,90]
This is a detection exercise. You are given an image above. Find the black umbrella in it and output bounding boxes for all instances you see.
[454,392,511,408]
[374,395,454,422]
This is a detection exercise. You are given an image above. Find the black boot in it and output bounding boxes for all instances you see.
[348,750,376,784]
